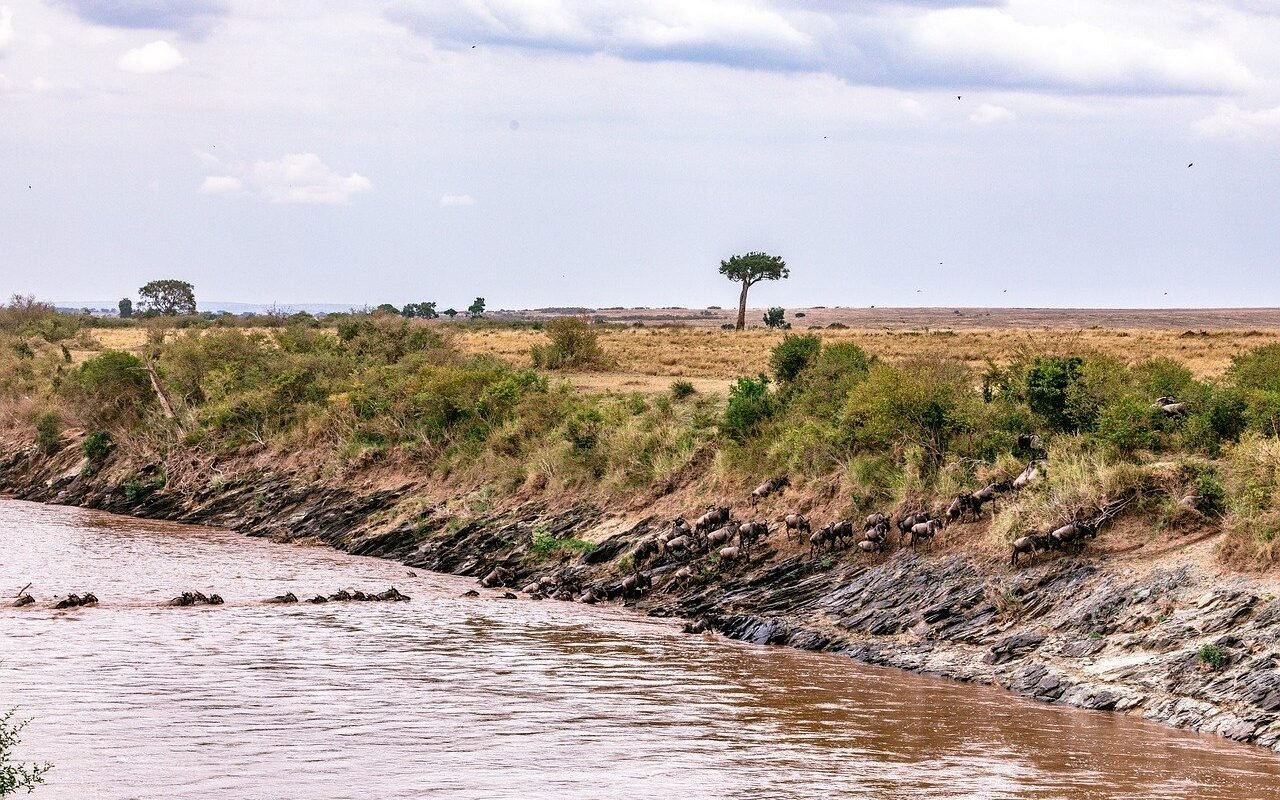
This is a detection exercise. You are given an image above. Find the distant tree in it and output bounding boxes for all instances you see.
[467,297,486,319]
[443,308,458,319]
[719,252,789,332]
[401,302,438,319]
[374,303,400,315]
[137,280,196,317]
[118,298,133,319]
[762,307,790,329]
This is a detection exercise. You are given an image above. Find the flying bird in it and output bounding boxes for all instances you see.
[956,95,961,100]
[1187,163,1193,168]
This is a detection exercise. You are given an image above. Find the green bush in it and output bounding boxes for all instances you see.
[769,334,821,383]
[1095,395,1156,457]
[0,709,52,795]
[82,431,114,462]
[530,317,611,370]
[34,411,61,455]
[842,360,976,469]
[1229,343,1280,393]
[723,375,774,441]
[1024,356,1085,431]
[61,351,153,428]
[1198,643,1227,670]
[670,380,696,400]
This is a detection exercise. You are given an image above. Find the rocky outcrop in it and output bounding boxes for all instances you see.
[3,440,1280,750]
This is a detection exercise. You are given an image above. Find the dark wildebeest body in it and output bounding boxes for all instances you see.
[909,519,943,552]
[1011,532,1057,566]
[783,513,811,543]
[706,523,739,550]
[694,506,731,540]
[1049,520,1097,554]
[480,566,516,588]
[750,477,789,507]
[737,521,769,555]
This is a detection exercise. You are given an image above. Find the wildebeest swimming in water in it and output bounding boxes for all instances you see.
[266,592,298,604]
[13,593,35,607]
[167,591,224,607]
[54,593,98,609]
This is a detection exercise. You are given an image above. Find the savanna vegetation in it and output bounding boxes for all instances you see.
[7,294,1280,570]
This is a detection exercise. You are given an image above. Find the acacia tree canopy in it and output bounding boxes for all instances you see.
[137,280,196,317]
[719,252,788,331]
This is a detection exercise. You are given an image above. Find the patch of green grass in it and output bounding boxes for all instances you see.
[530,524,593,559]
[1198,643,1228,670]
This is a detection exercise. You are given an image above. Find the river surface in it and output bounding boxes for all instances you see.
[2,499,1280,799]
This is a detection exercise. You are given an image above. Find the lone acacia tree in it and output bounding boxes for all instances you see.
[720,252,788,331]
[137,280,196,317]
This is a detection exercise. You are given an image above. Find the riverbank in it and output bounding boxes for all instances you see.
[3,435,1280,753]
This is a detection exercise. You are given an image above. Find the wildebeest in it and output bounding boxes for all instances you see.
[1012,462,1043,491]
[694,506,731,538]
[809,525,834,558]
[970,481,1011,516]
[480,565,516,588]
[898,512,928,541]
[620,571,652,598]
[737,520,769,554]
[629,536,663,571]
[669,565,696,587]
[13,593,34,608]
[865,512,889,531]
[750,476,789,506]
[1153,397,1188,416]
[829,519,856,549]
[664,534,695,558]
[705,523,739,550]
[858,522,889,553]
[1010,532,1056,566]
[718,545,741,564]
[1015,432,1045,456]
[783,513,811,542]
[946,493,980,524]
[1049,520,1097,553]
[908,519,943,552]
[266,591,298,604]
[167,591,224,607]
[54,593,98,609]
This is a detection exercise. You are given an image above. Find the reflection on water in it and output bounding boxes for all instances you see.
[2,498,1278,799]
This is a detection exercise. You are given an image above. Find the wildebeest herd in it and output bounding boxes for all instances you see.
[10,586,411,608]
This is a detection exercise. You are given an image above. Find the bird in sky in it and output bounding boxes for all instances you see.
[956,95,961,100]
[1187,163,1193,168]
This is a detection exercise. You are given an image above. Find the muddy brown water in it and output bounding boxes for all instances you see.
[2,499,1279,799]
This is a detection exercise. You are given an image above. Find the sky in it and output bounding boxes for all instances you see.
[1,0,1279,311]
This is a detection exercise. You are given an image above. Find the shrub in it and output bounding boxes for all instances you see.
[762,307,790,329]
[530,317,611,370]
[82,430,114,462]
[1198,643,1227,670]
[670,380,696,400]
[34,411,61,455]
[0,709,52,795]
[1024,356,1085,432]
[842,360,977,469]
[530,526,594,559]
[723,375,774,441]
[1229,343,1280,393]
[769,334,821,383]
[61,351,153,428]
[1095,395,1156,457]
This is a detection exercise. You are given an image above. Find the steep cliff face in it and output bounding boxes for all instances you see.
[3,438,1279,751]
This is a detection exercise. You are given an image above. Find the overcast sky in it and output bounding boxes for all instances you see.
[1,1,1278,310]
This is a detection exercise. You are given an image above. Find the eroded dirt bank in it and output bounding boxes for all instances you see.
[3,440,1279,752]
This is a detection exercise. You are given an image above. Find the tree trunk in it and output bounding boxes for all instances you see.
[736,281,750,331]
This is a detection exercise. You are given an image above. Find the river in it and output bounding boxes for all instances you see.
[2,498,1279,799]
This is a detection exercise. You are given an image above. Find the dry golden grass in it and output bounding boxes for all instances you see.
[84,319,1280,393]
[456,326,1280,382]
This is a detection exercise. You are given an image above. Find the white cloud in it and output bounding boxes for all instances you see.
[118,40,185,73]
[902,9,1254,95]
[440,193,476,207]
[0,7,13,54]
[397,3,1255,95]
[199,153,373,205]
[969,103,1015,124]
[1193,103,1280,140]
[199,175,243,195]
